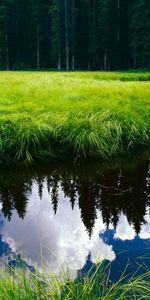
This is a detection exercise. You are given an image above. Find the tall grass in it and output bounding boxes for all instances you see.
[0,260,150,299]
[0,71,149,163]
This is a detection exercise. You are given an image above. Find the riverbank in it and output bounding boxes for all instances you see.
[0,71,149,163]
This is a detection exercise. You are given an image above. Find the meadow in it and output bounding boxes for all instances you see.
[0,71,150,163]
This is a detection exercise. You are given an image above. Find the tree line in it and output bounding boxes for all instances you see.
[0,0,149,70]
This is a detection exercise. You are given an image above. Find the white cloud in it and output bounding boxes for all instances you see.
[114,213,136,241]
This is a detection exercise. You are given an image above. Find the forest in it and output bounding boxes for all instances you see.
[0,0,149,71]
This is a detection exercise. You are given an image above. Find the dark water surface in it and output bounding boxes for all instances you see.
[0,153,150,281]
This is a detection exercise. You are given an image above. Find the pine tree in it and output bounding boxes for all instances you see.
[0,0,12,69]
[28,0,42,69]
[49,0,63,69]
[97,0,111,70]
[129,0,150,68]
[17,0,30,68]
[75,0,90,69]
[88,0,98,69]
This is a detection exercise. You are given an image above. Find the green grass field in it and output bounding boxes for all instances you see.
[0,71,150,163]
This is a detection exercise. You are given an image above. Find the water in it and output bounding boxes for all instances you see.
[0,153,150,281]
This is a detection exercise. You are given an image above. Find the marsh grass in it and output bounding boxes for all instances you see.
[0,259,150,300]
[0,71,149,163]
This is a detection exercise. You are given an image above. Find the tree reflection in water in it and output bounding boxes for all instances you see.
[0,156,149,238]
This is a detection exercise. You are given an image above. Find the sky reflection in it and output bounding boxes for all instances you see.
[0,181,150,275]
[1,183,115,273]
[0,155,149,276]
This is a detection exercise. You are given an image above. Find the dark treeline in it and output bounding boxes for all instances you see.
[0,0,149,70]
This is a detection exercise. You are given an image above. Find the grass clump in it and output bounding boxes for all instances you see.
[0,71,149,163]
[0,261,150,300]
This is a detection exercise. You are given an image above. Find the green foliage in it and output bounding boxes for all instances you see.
[0,71,149,163]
